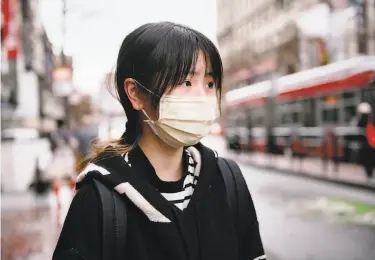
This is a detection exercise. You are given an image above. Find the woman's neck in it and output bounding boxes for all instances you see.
[138,125,184,182]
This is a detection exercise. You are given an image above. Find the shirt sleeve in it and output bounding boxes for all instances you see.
[53,183,102,260]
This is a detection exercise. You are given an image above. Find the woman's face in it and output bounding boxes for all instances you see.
[139,51,217,121]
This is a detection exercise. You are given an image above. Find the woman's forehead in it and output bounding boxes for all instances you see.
[190,51,212,76]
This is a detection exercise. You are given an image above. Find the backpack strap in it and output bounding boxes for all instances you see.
[92,179,127,260]
[217,157,251,235]
[218,157,266,259]
[217,157,239,217]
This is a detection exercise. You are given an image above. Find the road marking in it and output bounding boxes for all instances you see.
[287,197,375,226]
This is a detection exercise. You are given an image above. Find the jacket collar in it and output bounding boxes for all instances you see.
[77,143,218,222]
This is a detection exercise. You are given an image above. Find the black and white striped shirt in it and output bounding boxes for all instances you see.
[123,147,199,211]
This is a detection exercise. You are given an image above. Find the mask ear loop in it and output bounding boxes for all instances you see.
[142,110,154,123]
[120,79,158,147]
[133,79,162,123]
[134,79,161,98]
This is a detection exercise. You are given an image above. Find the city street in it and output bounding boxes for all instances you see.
[1,187,72,260]
[240,163,375,260]
[202,135,375,260]
[2,0,375,259]
[1,136,375,260]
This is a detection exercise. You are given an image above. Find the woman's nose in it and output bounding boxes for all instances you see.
[192,84,207,96]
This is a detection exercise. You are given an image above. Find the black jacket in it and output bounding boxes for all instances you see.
[53,143,265,260]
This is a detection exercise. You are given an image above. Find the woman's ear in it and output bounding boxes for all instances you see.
[124,78,145,111]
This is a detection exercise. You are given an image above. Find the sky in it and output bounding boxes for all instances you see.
[39,0,218,95]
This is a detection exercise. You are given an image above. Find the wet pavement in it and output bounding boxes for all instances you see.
[1,188,73,260]
[1,136,375,260]
[246,168,375,260]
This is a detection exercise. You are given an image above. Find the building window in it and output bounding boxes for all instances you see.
[276,0,293,9]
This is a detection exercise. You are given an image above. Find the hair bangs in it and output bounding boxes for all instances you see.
[149,28,199,99]
[148,24,223,101]
[196,34,223,91]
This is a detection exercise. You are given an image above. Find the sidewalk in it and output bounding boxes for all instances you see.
[1,188,73,260]
[228,151,375,191]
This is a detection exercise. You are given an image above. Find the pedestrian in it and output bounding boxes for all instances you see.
[53,22,265,260]
[46,121,77,211]
[29,157,52,212]
[356,102,375,180]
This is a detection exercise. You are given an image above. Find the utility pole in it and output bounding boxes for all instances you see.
[266,66,279,155]
[62,0,67,65]
[3,0,19,109]
[61,0,69,128]
[353,0,368,54]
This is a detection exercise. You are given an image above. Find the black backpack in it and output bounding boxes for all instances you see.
[92,157,250,260]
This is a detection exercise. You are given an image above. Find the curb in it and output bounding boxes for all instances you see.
[233,157,375,192]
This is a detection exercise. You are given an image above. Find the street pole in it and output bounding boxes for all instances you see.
[62,0,67,65]
[354,0,368,54]
[7,59,18,107]
[61,0,69,129]
[266,67,278,156]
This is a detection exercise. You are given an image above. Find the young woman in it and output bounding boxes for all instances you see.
[53,22,266,260]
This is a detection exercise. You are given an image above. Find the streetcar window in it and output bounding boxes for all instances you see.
[323,109,339,124]
[238,110,247,127]
[252,107,265,126]
[281,113,289,124]
[279,101,304,125]
[302,98,317,127]
[291,111,299,124]
[343,90,360,124]
[362,87,375,112]
[344,106,356,123]
[321,94,339,124]
[343,92,355,99]
[280,103,290,125]
[285,100,303,125]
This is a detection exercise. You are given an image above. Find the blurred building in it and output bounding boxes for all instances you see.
[1,0,65,132]
[298,0,375,69]
[217,0,375,91]
[68,93,95,127]
[95,73,122,116]
[95,73,127,141]
[1,0,68,193]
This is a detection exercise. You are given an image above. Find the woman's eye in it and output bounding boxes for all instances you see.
[182,81,192,87]
[207,82,215,89]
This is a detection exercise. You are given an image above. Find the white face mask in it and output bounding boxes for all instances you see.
[143,95,218,148]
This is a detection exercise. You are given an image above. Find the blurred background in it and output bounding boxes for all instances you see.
[1,0,375,259]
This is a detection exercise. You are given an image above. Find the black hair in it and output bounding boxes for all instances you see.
[113,21,223,146]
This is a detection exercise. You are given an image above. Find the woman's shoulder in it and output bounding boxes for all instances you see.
[60,179,102,230]
[73,180,100,206]
[53,181,102,260]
